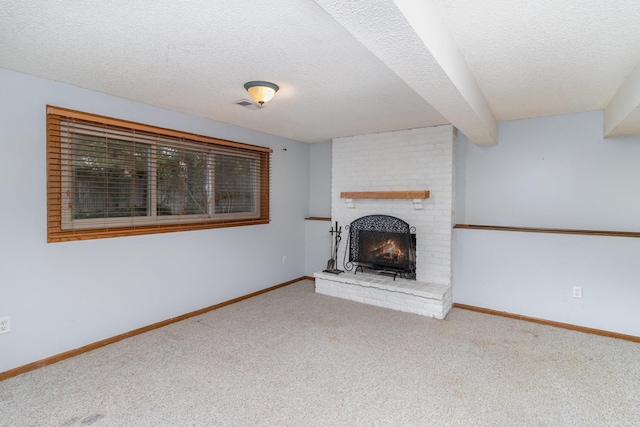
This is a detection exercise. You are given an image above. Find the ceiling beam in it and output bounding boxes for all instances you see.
[314,0,498,146]
[604,58,640,138]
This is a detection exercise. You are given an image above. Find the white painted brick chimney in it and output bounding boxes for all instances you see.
[331,126,456,285]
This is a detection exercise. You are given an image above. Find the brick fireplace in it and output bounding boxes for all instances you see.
[314,125,455,319]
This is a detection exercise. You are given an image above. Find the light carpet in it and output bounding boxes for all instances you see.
[1,280,639,426]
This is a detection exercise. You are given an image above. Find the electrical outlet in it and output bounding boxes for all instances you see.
[0,317,10,334]
[572,286,582,299]
[282,256,287,264]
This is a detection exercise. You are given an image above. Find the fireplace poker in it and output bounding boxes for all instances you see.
[323,221,344,274]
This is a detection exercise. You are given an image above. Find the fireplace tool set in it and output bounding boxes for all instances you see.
[323,221,344,274]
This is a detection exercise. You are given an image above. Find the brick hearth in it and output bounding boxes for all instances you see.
[315,271,452,319]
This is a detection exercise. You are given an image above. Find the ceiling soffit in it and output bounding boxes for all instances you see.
[314,0,498,145]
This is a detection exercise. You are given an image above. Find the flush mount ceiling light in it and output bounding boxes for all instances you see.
[244,81,279,106]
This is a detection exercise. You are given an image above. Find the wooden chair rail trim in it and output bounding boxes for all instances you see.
[454,303,640,343]
[304,217,331,221]
[0,277,306,382]
[454,224,640,239]
[340,191,429,199]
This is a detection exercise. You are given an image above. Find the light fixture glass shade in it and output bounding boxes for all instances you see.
[244,81,279,105]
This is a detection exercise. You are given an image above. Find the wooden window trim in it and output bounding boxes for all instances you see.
[47,106,272,153]
[46,106,272,242]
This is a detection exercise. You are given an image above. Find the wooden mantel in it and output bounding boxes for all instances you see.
[340,191,430,199]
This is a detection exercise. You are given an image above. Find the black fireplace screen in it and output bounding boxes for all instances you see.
[345,215,416,278]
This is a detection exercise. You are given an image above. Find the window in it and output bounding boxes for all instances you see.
[47,106,271,242]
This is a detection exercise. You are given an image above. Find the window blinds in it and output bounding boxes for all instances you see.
[47,106,271,242]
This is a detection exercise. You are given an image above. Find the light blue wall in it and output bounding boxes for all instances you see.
[0,68,310,373]
[457,111,640,229]
[305,220,332,276]
[308,142,332,218]
[305,142,333,275]
[453,111,640,335]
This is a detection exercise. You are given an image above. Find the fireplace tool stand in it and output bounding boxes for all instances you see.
[323,221,344,275]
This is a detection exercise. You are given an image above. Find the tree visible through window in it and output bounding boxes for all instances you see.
[72,135,150,219]
[156,146,208,216]
[214,154,257,214]
[47,106,271,242]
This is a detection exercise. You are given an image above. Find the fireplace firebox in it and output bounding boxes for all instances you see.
[344,215,416,279]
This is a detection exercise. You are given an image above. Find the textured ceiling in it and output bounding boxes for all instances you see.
[434,0,640,121]
[1,0,639,143]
